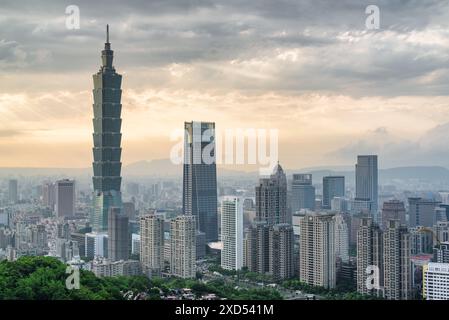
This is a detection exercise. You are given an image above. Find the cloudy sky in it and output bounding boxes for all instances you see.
[1,0,449,169]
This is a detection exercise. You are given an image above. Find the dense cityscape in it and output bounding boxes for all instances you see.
[0,24,448,302]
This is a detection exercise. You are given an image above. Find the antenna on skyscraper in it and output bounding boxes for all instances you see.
[106,24,109,43]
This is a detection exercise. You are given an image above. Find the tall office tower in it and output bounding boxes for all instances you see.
[291,174,315,212]
[299,212,336,289]
[183,121,218,242]
[91,25,123,232]
[8,179,18,204]
[423,262,449,300]
[383,220,412,300]
[42,182,56,210]
[256,164,288,225]
[170,215,196,278]
[269,224,294,281]
[322,176,345,209]
[55,179,75,218]
[107,207,129,261]
[140,213,165,276]
[334,214,349,263]
[355,155,378,217]
[356,217,383,295]
[408,197,441,228]
[433,243,449,263]
[381,200,406,230]
[221,197,244,271]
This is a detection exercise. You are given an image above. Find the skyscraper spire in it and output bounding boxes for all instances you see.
[102,24,113,69]
[91,25,123,232]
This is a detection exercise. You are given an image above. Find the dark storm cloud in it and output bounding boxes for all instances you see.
[1,0,449,95]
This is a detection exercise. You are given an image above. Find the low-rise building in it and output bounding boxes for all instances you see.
[91,258,141,277]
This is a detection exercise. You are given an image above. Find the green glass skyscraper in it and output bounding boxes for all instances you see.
[91,25,123,232]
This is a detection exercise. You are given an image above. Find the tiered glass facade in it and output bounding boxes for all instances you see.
[91,26,123,232]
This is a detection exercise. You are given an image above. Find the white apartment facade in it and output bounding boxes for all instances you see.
[221,196,244,271]
[423,262,449,300]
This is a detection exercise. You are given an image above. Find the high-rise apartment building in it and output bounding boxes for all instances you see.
[423,262,449,300]
[170,215,196,278]
[322,176,345,209]
[381,200,406,230]
[291,174,315,212]
[434,221,449,243]
[334,214,349,263]
[245,221,269,274]
[246,164,293,281]
[356,217,383,295]
[383,219,412,300]
[91,26,123,232]
[269,223,294,281]
[107,207,129,261]
[433,242,449,263]
[140,213,165,276]
[221,197,244,271]
[55,179,75,218]
[183,121,218,242]
[409,227,433,255]
[299,212,336,289]
[355,155,378,216]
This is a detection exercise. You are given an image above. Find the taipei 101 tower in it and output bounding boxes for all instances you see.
[90,25,123,232]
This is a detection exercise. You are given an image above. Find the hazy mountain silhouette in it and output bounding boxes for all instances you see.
[1,161,448,184]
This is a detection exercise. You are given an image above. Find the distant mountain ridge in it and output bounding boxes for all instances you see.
[0,161,448,183]
[296,166,449,185]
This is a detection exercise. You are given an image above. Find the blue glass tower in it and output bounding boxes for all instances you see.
[91,25,123,232]
[183,121,218,242]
